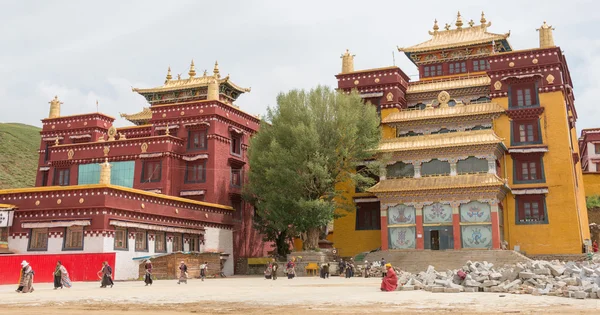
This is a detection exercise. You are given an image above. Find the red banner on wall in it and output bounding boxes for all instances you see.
[0,253,116,285]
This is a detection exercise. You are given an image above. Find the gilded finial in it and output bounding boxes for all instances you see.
[48,95,63,119]
[455,11,463,29]
[433,19,439,32]
[177,73,181,80]
[213,61,220,78]
[165,125,170,136]
[537,21,555,48]
[480,11,487,24]
[341,49,355,74]
[188,60,196,78]
[203,69,208,77]
[444,23,451,31]
[54,138,59,146]
[468,19,475,27]
[166,66,172,81]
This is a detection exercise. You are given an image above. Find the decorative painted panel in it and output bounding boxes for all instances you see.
[423,203,452,224]
[388,227,416,249]
[459,201,491,223]
[461,225,492,249]
[388,205,416,225]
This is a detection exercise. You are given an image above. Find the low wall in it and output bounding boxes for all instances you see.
[0,253,115,285]
[138,252,222,280]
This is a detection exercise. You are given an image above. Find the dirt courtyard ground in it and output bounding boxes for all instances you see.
[0,276,598,314]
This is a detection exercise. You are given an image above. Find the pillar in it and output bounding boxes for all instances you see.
[380,204,389,250]
[487,156,497,174]
[99,159,111,184]
[413,161,422,178]
[451,201,461,250]
[449,159,457,176]
[415,204,424,250]
[379,164,387,181]
[490,200,501,249]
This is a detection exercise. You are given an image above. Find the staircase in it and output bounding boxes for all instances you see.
[364,250,531,273]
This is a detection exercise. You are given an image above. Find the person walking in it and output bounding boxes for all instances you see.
[100,261,114,288]
[16,261,34,293]
[364,261,371,278]
[286,260,296,279]
[53,261,71,289]
[200,261,208,281]
[271,259,278,280]
[144,259,153,286]
[380,258,387,278]
[177,261,188,284]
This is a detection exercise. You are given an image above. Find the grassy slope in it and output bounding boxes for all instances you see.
[0,123,41,189]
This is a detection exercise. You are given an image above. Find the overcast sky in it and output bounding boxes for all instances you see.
[1,0,599,133]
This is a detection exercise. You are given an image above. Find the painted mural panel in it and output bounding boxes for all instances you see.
[423,203,452,224]
[459,201,491,223]
[388,227,416,249]
[461,225,492,249]
[388,205,416,225]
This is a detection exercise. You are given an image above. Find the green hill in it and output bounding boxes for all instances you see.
[0,123,41,189]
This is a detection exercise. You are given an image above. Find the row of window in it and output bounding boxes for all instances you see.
[397,125,491,138]
[47,161,243,188]
[354,194,548,231]
[421,59,490,78]
[28,227,202,252]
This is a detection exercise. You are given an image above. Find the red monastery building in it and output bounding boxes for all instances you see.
[0,61,268,280]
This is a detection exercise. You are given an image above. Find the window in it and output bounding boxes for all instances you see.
[41,171,49,187]
[231,135,242,155]
[472,59,489,72]
[188,130,207,150]
[185,161,206,183]
[53,168,70,186]
[44,142,50,162]
[516,195,547,224]
[155,232,166,252]
[457,157,489,174]
[423,64,442,77]
[188,236,200,252]
[28,228,48,251]
[231,167,242,187]
[421,159,451,176]
[355,204,381,230]
[514,157,544,182]
[114,227,127,250]
[78,161,135,188]
[141,160,161,183]
[510,85,537,107]
[512,120,540,144]
[397,131,423,137]
[172,234,183,252]
[135,231,147,251]
[595,144,600,155]
[449,62,467,74]
[64,226,84,250]
[386,162,414,178]
[232,199,242,220]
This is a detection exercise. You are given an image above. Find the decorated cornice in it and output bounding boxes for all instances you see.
[505,106,544,120]
[150,99,260,124]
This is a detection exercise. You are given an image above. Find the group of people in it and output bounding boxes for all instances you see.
[264,259,296,280]
[339,258,355,278]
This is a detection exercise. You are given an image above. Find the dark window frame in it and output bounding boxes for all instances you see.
[134,230,148,252]
[41,171,49,187]
[513,156,546,184]
[423,64,443,77]
[171,234,183,252]
[114,227,128,250]
[27,228,48,251]
[472,59,490,72]
[53,167,70,186]
[154,231,167,253]
[187,129,208,151]
[185,160,207,183]
[62,226,84,251]
[595,144,600,155]
[449,61,467,74]
[141,160,162,183]
[509,83,539,108]
[355,204,381,231]
[511,119,542,145]
[515,195,548,225]
[188,235,200,252]
[231,134,242,156]
[231,167,243,188]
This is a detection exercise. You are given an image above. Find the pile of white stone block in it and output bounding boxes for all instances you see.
[389,256,600,299]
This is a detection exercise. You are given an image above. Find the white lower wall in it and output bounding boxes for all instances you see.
[204,227,234,276]
[108,236,157,281]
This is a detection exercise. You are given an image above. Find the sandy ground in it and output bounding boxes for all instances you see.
[0,276,598,314]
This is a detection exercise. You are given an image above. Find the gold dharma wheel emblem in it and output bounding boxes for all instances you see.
[353,80,359,85]
[141,142,148,153]
[67,149,74,160]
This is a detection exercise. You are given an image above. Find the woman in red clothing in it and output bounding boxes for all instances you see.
[380,263,398,292]
[593,240,598,253]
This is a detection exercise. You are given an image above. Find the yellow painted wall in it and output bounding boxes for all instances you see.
[583,173,600,197]
[494,91,589,254]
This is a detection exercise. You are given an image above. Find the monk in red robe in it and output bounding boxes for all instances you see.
[380,263,398,292]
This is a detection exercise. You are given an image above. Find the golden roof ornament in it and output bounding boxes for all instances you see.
[444,23,451,31]
[341,49,355,74]
[48,95,63,119]
[54,138,60,146]
[537,21,555,48]
[455,11,463,29]
[468,19,475,27]
[165,66,172,82]
[438,91,451,108]
[203,69,208,77]
[188,60,196,78]
[213,61,220,78]
[432,19,439,33]
[165,124,170,136]
[177,74,181,80]
[99,158,112,185]
[480,11,487,24]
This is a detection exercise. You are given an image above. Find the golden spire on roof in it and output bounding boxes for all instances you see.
[203,69,208,77]
[48,95,63,119]
[468,19,475,27]
[188,60,196,78]
[455,11,463,29]
[537,21,555,48]
[213,61,220,78]
[480,11,487,24]
[341,49,355,74]
[432,19,439,33]
[444,23,451,31]
[165,66,172,82]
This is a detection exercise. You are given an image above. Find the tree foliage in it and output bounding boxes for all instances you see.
[244,86,382,256]
[587,195,600,209]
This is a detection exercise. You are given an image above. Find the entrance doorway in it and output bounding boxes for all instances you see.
[430,230,440,250]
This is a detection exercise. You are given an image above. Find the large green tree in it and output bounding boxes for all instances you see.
[244,86,381,256]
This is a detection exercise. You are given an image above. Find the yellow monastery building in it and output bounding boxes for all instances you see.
[331,13,590,257]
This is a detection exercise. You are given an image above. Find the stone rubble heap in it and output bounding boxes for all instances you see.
[360,256,600,299]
